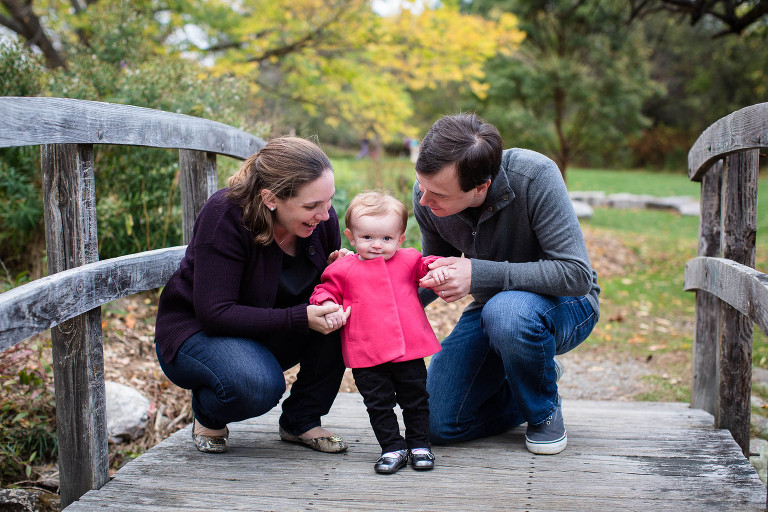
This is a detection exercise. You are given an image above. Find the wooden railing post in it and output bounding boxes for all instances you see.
[716,149,759,456]
[692,160,722,415]
[41,144,109,507]
[179,150,218,244]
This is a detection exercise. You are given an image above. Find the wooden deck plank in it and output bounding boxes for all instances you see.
[65,394,765,511]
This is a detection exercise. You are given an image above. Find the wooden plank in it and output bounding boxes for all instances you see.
[0,246,185,350]
[691,161,722,414]
[64,395,766,512]
[684,257,768,337]
[41,144,109,508]
[718,149,759,456]
[179,149,218,244]
[688,102,768,181]
[0,97,265,160]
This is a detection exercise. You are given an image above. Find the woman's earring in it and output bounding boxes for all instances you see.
[269,206,275,211]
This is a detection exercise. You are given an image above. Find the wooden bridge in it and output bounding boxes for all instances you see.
[1,97,767,510]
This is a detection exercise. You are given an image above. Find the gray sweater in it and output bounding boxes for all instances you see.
[413,148,600,318]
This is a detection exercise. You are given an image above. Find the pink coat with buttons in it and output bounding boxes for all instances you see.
[310,248,442,369]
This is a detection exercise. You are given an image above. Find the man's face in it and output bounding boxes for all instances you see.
[416,165,488,217]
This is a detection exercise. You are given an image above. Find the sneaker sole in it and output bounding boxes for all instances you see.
[525,434,567,455]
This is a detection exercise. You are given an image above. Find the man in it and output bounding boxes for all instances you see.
[414,113,600,455]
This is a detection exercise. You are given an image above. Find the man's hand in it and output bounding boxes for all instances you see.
[418,256,472,302]
[308,303,351,334]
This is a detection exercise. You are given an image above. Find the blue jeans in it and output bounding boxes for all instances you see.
[156,329,345,434]
[426,291,597,444]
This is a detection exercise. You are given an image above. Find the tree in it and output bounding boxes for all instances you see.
[629,0,768,37]
[184,0,523,142]
[1,0,523,142]
[464,0,660,179]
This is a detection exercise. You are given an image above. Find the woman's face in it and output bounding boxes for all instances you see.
[273,169,335,238]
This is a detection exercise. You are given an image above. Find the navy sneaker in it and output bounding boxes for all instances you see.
[525,401,567,455]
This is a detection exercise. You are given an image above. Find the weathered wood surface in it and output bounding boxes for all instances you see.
[42,143,110,507]
[179,149,218,244]
[691,161,722,415]
[719,150,758,456]
[688,102,768,181]
[0,247,185,351]
[685,257,768,337]
[66,394,765,512]
[0,97,265,159]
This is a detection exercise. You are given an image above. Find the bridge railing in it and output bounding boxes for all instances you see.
[0,97,264,508]
[684,102,768,457]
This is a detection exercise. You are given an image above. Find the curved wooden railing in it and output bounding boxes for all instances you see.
[0,97,265,508]
[683,102,768,457]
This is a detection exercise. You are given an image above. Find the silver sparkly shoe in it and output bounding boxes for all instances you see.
[192,419,229,453]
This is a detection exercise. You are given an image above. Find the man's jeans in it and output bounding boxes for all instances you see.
[426,291,597,444]
[156,329,345,434]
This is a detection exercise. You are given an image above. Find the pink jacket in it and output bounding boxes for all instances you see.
[310,248,442,368]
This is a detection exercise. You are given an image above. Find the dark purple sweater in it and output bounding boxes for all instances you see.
[155,188,341,362]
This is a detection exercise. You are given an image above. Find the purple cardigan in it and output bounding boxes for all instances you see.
[155,188,341,362]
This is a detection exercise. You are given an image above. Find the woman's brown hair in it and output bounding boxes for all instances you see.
[227,136,333,245]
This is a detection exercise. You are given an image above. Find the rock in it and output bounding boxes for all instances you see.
[677,202,700,216]
[569,191,606,206]
[605,193,657,209]
[0,489,48,512]
[646,196,697,213]
[105,381,151,444]
[571,200,593,219]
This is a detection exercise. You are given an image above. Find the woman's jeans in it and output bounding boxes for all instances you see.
[156,329,345,434]
[426,291,598,444]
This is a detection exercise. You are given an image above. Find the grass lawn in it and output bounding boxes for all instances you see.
[332,157,768,406]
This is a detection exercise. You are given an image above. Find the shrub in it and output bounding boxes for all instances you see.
[0,340,58,488]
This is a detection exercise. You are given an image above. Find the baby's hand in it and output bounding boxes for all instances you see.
[323,306,350,330]
[327,248,354,265]
[424,266,448,285]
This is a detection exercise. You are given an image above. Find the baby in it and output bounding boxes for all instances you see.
[310,191,446,474]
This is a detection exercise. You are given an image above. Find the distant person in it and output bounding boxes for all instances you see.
[407,137,420,164]
[310,191,446,473]
[413,113,600,455]
[356,138,370,159]
[154,136,350,455]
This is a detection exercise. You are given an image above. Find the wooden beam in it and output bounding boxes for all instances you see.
[0,246,185,351]
[688,102,768,181]
[691,161,722,414]
[41,143,108,507]
[718,149,758,456]
[179,150,218,244]
[0,97,265,160]
[684,257,768,337]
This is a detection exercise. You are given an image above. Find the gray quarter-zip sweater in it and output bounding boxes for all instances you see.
[413,148,600,318]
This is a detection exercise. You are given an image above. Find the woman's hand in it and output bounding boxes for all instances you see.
[418,256,472,303]
[327,248,353,265]
[308,303,351,334]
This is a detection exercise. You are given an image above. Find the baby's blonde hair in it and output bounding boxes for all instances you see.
[345,191,408,234]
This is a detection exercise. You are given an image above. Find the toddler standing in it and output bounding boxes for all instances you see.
[310,191,445,474]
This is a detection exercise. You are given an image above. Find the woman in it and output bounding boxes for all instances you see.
[154,136,351,454]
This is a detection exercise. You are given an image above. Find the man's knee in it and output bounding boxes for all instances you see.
[428,414,465,445]
[482,292,546,347]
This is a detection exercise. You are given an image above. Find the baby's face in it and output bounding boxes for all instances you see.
[345,213,405,261]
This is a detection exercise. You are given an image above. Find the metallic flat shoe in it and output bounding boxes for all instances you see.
[279,426,348,453]
[192,419,229,453]
[409,448,435,470]
[374,449,409,474]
